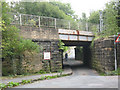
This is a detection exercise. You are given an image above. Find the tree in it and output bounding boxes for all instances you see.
[88,11,100,24]
[117,1,120,28]
[102,1,119,36]
[2,2,39,59]
[79,13,87,31]
[50,1,74,17]
[12,1,71,19]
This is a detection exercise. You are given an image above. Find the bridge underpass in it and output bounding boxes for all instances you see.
[9,13,99,73]
[58,29,94,69]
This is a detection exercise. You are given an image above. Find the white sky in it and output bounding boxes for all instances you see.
[60,0,112,17]
[6,0,112,17]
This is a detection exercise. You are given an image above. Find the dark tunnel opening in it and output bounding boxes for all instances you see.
[61,40,92,71]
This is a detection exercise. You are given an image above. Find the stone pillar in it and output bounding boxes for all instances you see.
[35,40,62,73]
[50,41,62,72]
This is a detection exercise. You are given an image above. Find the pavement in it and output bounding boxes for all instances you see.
[1,64,72,85]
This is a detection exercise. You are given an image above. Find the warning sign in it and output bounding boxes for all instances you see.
[115,34,120,43]
[44,52,51,60]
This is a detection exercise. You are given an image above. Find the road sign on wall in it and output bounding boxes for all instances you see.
[44,52,51,60]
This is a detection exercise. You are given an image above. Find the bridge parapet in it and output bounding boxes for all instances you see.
[58,29,94,42]
[19,26,59,41]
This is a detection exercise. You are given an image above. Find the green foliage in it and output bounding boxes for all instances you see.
[88,1,120,38]
[21,80,31,84]
[7,82,19,88]
[102,1,119,36]
[58,40,69,52]
[99,68,120,76]
[38,70,47,74]
[79,13,88,31]
[0,72,71,89]
[2,2,40,59]
[88,11,100,24]
[40,76,46,80]
[28,19,36,26]
[0,82,19,89]
[13,2,70,19]
[0,83,7,89]
[50,1,74,16]
[107,68,120,76]
[2,26,40,58]
[2,2,11,25]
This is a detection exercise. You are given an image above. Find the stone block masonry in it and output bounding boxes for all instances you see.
[91,37,120,73]
[75,47,84,61]
[2,26,62,75]
[19,26,59,41]
[34,40,62,72]
[2,52,42,76]
[19,26,62,72]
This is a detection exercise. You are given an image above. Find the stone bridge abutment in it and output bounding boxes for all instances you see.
[2,25,120,75]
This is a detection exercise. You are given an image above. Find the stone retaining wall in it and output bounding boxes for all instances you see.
[2,52,42,76]
[91,37,120,73]
[2,26,62,76]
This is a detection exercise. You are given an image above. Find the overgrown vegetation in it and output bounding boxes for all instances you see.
[1,2,40,76]
[100,68,120,76]
[2,2,40,58]
[88,1,120,38]
[58,40,69,52]
[10,1,80,29]
[0,73,71,89]
[11,1,75,20]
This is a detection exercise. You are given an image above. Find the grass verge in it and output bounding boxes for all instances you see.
[0,73,72,90]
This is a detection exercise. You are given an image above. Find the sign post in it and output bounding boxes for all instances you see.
[114,32,120,71]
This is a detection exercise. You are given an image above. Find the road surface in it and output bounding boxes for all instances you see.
[14,59,118,88]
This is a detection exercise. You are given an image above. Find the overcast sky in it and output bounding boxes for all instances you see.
[60,0,112,17]
[6,0,113,17]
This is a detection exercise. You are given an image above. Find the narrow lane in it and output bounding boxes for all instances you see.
[64,59,99,76]
[14,59,118,88]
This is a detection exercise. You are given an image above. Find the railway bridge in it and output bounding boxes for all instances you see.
[5,13,119,74]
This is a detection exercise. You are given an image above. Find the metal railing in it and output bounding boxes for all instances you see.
[10,13,99,32]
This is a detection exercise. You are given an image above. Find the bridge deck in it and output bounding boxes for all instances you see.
[58,29,94,42]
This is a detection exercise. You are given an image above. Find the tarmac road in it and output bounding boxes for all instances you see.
[14,59,118,88]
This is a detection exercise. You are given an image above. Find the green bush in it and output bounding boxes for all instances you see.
[7,82,19,88]
[0,83,7,89]
[2,2,40,60]
[2,25,40,59]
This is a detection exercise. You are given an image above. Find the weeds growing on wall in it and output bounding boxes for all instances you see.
[58,40,69,52]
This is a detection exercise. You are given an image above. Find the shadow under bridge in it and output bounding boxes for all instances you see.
[58,29,94,68]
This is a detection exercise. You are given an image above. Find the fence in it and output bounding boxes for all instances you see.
[10,13,99,32]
